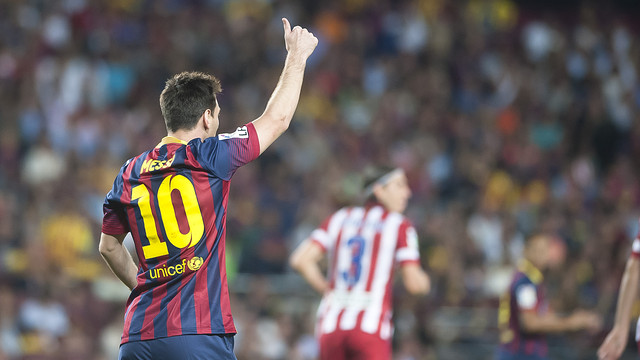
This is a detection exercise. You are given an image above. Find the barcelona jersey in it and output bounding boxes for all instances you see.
[101,123,259,344]
[497,259,548,360]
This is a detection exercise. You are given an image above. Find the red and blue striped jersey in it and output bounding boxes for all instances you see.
[498,259,548,359]
[101,123,260,344]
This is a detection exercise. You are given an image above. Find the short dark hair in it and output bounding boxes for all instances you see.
[159,71,222,132]
[363,165,397,190]
[362,165,397,203]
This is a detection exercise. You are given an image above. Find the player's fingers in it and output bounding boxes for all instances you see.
[282,18,291,35]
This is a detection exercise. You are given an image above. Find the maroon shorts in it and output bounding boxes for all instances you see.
[319,329,391,360]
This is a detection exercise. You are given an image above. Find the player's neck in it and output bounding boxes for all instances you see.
[167,128,207,143]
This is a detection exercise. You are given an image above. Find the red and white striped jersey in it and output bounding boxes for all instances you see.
[310,204,421,340]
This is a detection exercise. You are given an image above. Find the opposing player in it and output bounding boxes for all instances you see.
[98,18,317,360]
[497,234,601,360]
[597,233,640,360]
[289,166,430,360]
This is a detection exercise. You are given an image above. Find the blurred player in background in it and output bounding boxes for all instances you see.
[597,230,640,360]
[98,18,317,360]
[290,166,430,360]
[497,234,601,360]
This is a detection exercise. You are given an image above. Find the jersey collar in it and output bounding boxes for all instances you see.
[156,136,188,148]
[518,259,544,285]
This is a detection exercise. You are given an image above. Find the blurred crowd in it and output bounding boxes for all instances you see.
[2,0,640,358]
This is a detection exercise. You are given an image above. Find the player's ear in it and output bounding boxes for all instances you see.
[372,183,384,202]
[201,109,211,131]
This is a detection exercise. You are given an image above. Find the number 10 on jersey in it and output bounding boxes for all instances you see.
[131,174,205,259]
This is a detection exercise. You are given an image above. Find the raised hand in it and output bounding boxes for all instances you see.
[282,18,318,60]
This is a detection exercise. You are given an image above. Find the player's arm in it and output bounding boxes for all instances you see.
[252,18,318,155]
[520,311,569,333]
[400,262,430,295]
[514,282,600,334]
[598,256,640,360]
[520,309,600,333]
[396,222,429,295]
[99,232,138,291]
[289,239,328,294]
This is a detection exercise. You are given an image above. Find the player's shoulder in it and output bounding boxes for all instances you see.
[193,125,253,149]
[123,149,157,170]
[325,207,352,225]
[365,204,410,223]
[118,153,143,174]
[385,209,413,228]
[173,137,218,168]
[323,206,364,227]
[121,156,135,169]
[217,125,251,141]
[512,271,536,288]
[190,125,250,153]
[398,213,413,226]
[332,206,359,217]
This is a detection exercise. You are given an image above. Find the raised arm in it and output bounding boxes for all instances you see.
[598,256,640,360]
[252,18,318,154]
[99,233,138,291]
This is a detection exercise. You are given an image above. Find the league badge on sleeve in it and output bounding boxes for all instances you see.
[218,126,249,140]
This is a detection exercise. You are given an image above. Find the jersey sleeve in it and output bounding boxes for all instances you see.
[196,123,260,180]
[309,208,352,252]
[515,283,538,311]
[102,162,130,235]
[309,214,336,252]
[395,220,421,265]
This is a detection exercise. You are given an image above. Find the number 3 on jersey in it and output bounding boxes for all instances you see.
[342,235,366,286]
[132,175,204,259]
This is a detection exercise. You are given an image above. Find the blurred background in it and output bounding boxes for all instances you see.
[1,0,640,359]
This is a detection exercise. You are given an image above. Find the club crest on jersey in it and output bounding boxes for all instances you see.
[187,256,204,271]
[149,256,204,279]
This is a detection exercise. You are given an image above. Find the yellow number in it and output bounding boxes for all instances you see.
[132,175,204,259]
[157,175,204,249]
[132,185,169,259]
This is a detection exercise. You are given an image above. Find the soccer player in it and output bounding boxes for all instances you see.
[98,18,317,360]
[289,166,431,360]
[497,234,601,360]
[597,233,640,360]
